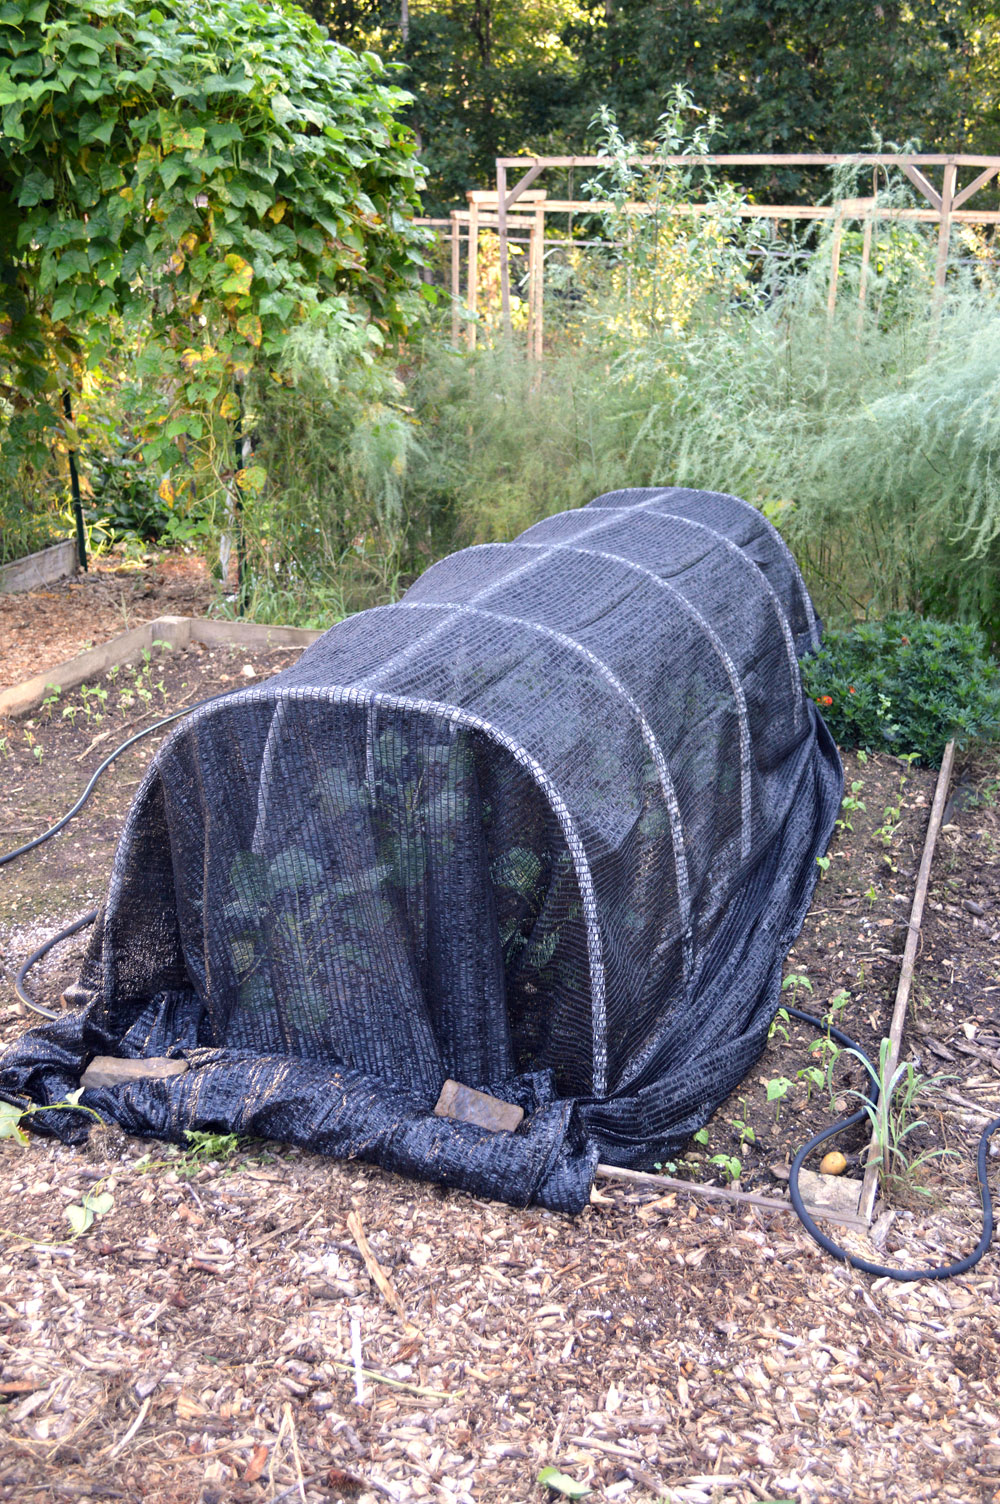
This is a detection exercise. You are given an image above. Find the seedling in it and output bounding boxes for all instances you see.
[807,1036,843,1108]
[765,1076,793,1122]
[768,1006,791,1045]
[837,779,866,833]
[692,1127,710,1147]
[823,988,850,1028]
[708,1153,742,1182]
[797,1063,826,1102]
[730,1101,756,1149]
[781,973,814,1012]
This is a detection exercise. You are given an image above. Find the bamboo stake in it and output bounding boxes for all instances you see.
[534,200,545,361]
[594,1163,863,1229]
[857,211,875,329]
[857,739,956,1224]
[827,205,845,318]
[497,161,511,338]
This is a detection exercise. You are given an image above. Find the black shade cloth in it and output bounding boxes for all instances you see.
[0,488,842,1212]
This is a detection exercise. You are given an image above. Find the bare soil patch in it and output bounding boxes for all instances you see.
[1,625,1000,1503]
[0,546,215,693]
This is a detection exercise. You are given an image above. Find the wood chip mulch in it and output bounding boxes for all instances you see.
[1,1135,1000,1504]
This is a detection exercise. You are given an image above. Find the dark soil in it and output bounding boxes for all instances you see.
[2,642,999,1234]
[681,744,1000,1236]
[0,641,303,1016]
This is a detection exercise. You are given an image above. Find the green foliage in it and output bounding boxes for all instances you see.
[0,0,427,559]
[565,1,1000,190]
[846,1037,957,1199]
[802,613,1000,765]
[309,1,1000,210]
[239,318,421,618]
[312,0,587,214]
[580,89,766,340]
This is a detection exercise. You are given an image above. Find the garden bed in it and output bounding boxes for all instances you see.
[1,637,999,1502]
[2,640,998,1224]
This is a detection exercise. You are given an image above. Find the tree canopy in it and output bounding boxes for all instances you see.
[308,0,1000,210]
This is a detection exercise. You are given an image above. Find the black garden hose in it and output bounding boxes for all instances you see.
[2,710,998,1280]
[3,692,230,1018]
[14,910,97,1021]
[786,1006,1000,1281]
[0,692,227,869]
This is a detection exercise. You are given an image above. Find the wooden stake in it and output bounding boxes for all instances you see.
[857,739,956,1224]
[466,197,479,351]
[933,163,957,311]
[594,1163,863,1229]
[827,205,845,318]
[857,211,875,328]
[534,200,545,361]
[497,161,511,338]
[449,210,460,345]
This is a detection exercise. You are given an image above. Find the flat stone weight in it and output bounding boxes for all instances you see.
[81,1055,189,1090]
[433,1078,524,1133]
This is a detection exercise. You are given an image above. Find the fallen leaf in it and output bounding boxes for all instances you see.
[538,1465,591,1498]
[244,1443,269,1482]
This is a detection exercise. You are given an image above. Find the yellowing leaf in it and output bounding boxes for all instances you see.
[231,358,252,381]
[218,392,239,420]
[267,200,287,223]
[158,476,175,504]
[166,250,185,275]
[221,253,253,297]
[180,344,218,370]
[235,464,267,496]
[236,313,262,347]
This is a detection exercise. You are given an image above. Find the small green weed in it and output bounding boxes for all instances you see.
[135,1129,244,1179]
[847,1039,958,1199]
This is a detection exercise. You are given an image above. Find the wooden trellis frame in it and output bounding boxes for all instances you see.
[486,152,1000,343]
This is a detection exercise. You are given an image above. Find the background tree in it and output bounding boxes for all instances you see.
[303,0,1000,206]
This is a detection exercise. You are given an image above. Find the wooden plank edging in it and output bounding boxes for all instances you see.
[0,615,323,719]
[0,540,78,595]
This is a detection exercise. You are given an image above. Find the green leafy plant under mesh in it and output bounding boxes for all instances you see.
[802,612,1000,765]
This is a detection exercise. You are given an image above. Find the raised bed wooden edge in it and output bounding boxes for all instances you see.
[0,614,323,719]
[0,540,79,595]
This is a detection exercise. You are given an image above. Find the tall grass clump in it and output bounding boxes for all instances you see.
[409,149,1000,643]
[240,320,421,624]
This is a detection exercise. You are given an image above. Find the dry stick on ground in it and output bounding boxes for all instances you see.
[857,738,956,1224]
[346,1210,418,1336]
[593,1164,861,1228]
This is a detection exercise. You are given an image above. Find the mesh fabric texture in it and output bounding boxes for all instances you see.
[0,488,842,1213]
